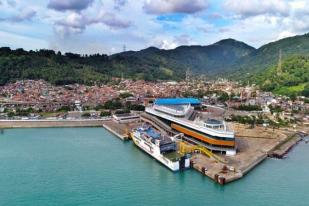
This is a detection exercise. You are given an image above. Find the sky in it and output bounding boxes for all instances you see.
[0,0,308,54]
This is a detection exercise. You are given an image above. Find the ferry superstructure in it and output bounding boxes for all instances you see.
[131,125,190,171]
[145,98,236,156]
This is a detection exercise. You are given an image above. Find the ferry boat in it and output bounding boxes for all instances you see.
[131,125,190,171]
[145,98,236,156]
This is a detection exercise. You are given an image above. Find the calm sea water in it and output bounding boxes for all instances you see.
[0,128,308,206]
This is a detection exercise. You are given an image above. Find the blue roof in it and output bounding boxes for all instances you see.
[154,98,201,105]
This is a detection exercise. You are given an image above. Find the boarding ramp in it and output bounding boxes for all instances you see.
[178,141,227,164]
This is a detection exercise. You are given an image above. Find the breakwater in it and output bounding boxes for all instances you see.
[0,119,105,128]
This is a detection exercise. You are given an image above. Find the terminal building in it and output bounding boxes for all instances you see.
[145,98,236,156]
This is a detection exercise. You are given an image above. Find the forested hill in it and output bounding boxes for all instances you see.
[233,33,309,79]
[251,55,309,97]
[0,39,255,85]
[112,38,255,76]
[0,48,110,85]
[1,33,309,86]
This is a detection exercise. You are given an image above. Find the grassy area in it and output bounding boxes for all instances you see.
[39,111,65,118]
[274,83,306,96]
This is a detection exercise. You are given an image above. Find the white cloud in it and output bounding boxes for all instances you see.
[289,0,306,9]
[48,0,94,11]
[182,15,215,33]
[1,0,309,54]
[151,34,195,50]
[143,0,208,14]
[53,8,132,37]
[91,11,131,29]
[0,7,37,22]
[224,0,290,18]
[277,31,297,40]
[0,30,48,49]
[7,0,16,7]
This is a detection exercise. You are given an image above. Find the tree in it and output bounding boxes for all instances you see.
[234,104,262,111]
[218,92,229,102]
[95,104,105,111]
[115,109,130,114]
[57,106,71,112]
[119,92,133,99]
[103,99,123,110]
[290,93,297,102]
[82,112,91,118]
[127,104,145,111]
[7,111,15,118]
[100,111,111,117]
[302,84,309,97]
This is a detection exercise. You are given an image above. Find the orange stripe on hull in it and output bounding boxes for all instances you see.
[171,123,235,147]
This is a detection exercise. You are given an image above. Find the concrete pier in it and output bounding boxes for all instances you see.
[102,120,141,141]
[0,119,105,128]
[102,122,128,140]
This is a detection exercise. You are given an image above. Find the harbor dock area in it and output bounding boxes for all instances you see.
[191,123,307,184]
[1,114,306,185]
[101,113,308,184]
[102,116,306,184]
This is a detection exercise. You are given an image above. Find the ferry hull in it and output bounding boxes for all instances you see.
[132,133,189,172]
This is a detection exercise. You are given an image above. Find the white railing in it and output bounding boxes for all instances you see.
[153,105,191,117]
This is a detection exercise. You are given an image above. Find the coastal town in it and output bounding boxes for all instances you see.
[0,79,308,184]
[0,79,308,125]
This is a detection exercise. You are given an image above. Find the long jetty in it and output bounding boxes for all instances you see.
[0,119,105,128]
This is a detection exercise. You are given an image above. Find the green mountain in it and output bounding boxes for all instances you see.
[0,39,255,85]
[1,33,309,87]
[252,55,309,97]
[0,48,110,85]
[234,33,309,78]
[113,39,255,76]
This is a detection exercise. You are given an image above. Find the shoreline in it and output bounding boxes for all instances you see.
[268,134,303,159]
[0,119,108,128]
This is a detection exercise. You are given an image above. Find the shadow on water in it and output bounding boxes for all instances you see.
[0,129,4,135]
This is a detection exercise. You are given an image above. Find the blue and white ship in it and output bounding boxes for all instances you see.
[131,125,190,171]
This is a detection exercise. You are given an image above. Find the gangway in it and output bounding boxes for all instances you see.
[179,141,227,164]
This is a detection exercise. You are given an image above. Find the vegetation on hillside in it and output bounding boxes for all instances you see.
[251,55,309,97]
[233,33,309,79]
[1,33,309,88]
[0,39,255,85]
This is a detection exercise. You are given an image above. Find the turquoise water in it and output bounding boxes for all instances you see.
[0,128,308,206]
